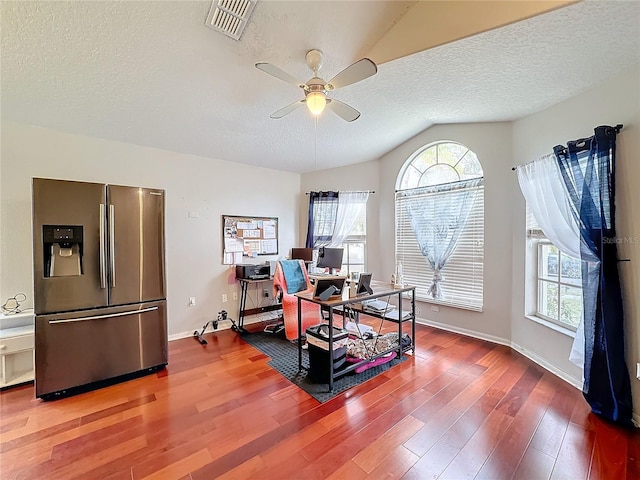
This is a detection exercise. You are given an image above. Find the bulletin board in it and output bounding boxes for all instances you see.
[222,215,279,264]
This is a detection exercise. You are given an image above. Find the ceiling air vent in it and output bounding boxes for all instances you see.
[205,0,256,41]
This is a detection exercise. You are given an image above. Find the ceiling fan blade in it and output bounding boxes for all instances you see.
[326,58,377,90]
[326,98,361,122]
[270,99,305,119]
[256,62,303,88]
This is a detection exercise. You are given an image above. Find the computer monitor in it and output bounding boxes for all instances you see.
[316,247,344,272]
[291,247,313,263]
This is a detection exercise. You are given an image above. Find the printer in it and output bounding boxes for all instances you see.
[236,263,271,280]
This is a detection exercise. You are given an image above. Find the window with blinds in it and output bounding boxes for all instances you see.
[395,141,484,311]
[312,196,367,275]
[312,197,338,245]
[339,205,367,275]
[526,204,545,239]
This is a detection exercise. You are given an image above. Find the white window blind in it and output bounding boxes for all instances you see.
[312,199,338,245]
[526,204,545,238]
[310,192,369,275]
[395,183,484,311]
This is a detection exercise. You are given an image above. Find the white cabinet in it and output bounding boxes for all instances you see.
[0,311,35,388]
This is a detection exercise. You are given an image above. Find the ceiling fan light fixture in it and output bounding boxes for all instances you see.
[306,91,326,115]
[256,50,377,121]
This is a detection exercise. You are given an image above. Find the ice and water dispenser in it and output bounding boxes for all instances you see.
[42,225,83,277]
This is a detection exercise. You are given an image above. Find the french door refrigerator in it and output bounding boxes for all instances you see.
[32,178,167,399]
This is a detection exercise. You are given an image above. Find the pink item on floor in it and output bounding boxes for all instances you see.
[346,351,397,373]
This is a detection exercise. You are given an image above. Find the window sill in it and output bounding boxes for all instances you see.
[525,315,576,338]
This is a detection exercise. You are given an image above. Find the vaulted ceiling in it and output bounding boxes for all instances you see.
[2,1,639,173]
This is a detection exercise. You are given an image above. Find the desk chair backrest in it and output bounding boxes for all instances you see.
[278,259,310,294]
[273,259,321,340]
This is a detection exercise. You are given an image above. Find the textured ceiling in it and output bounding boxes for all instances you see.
[2,1,639,174]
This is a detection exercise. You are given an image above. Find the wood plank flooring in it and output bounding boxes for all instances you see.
[1,323,639,480]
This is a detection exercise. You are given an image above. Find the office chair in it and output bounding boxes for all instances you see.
[273,259,322,341]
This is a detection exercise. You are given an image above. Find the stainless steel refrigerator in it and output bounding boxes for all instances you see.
[32,178,168,398]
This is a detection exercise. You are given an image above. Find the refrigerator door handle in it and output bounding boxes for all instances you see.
[48,306,159,324]
[99,203,107,289]
[109,204,116,287]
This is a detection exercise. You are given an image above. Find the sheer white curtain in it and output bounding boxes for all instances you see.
[329,191,369,247]
[516,154,598,367]
[403,178,481,299]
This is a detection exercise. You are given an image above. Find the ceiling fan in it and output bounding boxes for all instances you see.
[255,49,377,122]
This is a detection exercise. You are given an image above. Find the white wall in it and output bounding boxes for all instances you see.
[0,122,301,338]
[511,66,640,414]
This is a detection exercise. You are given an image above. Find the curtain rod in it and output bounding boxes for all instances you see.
[304,190,375,195]
[511,157,539,172]
[511,124,623,171]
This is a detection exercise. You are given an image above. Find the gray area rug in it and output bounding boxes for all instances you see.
[242,330,406,403]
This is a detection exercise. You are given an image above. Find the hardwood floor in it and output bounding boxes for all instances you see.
[1,323,638,479]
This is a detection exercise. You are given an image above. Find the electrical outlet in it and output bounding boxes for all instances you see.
[188,296,196,307]
[264,289,269,298]
[222,293,228,303]
[430,305,439,312]
[232,291,238,301]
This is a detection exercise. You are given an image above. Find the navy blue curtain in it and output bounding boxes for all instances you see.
[305,191,339,248]
[554,125,632,426]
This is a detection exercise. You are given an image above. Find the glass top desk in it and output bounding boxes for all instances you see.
[295,281,416,392]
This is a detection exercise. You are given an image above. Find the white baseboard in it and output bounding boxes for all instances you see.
[416,317,512,348]
[417,317,583,389]
[509,342,583,390]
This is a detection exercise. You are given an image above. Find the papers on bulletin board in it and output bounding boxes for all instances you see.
[243,229,261,238]
[222,215,279,264]
[224,237,244,253]
[243,239,261,254]
[262,223,276,239]
[223,251,243,265]
[261,239,277,254]
[237,221,257,230]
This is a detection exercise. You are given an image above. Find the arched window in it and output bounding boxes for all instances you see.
[395,141,484,311]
